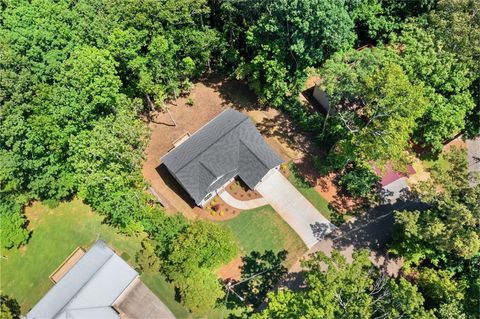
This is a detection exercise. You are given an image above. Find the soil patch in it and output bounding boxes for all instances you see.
[218,256,243,281]
[314,173,363,213]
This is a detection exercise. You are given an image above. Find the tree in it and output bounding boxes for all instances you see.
[237,250,288,307]
[392,148,480,265]
[417,268,466,309]
[321,50,427,169]
[428,0,480,137]
[339,163,379,197]
[163,220,238,280]
[0,210,29,249]
[394,23,475,150]
[239,0,356,105]
[253,250,433,319]
[0,295,20,319]
[136,239,160,274]
[175,267,225,315]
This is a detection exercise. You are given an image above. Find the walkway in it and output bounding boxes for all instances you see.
[218,190,268,210]
[256,170,335,248]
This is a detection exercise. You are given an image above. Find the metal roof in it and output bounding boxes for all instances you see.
[161,109,284,204]
[27,240,138,319]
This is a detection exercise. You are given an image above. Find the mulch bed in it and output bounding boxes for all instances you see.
[225,178,262,201]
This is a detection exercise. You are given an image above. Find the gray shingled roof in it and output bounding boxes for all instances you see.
[162,109,284,204]
[27,240,138,319]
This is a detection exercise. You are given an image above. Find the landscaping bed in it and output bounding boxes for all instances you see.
[225,178,262,200]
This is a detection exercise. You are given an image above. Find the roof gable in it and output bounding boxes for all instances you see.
[27,240,138,319]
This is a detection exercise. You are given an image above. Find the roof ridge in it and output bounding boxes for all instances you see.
[51,248,117,318]
[170,112,249,173]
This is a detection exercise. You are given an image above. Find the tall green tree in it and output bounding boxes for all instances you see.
[238,0,356,105]
[253,250,433,319]
[321,50,427,168]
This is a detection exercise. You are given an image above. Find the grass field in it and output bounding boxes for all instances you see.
[0,199,193,318]
[286,165,334,221]
[218,205,307,267]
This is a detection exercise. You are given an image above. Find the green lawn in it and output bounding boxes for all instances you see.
[286,165,334,220]
[0,199,192,318]
[218,205,307,267]
[422,153,451,171]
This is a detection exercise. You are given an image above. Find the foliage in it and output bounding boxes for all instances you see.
[253,250,433,319]
[339,163,379,197]
[417,268,465,309]
[0,209,29,249]
[391,148,478,317]
[393,23,475,151]
[237,0,356,106]
[0,295,20,319]
[237,250,287,307]
[0,0,220,244]
[135,239,160,274]
[163,220,238,280]
[175,267,225,315]
[321,50,427,168]
[392,148,480,264]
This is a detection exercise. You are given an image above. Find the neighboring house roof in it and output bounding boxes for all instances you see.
[27,240,138,319]
[162,109,283,204]
[373,164,416,187]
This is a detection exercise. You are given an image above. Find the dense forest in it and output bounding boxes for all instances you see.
[1,0,479,317]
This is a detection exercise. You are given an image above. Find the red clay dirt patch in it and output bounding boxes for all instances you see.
[314,172,363,213]
[218,256,243,281]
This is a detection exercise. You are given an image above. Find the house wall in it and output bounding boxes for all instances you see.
[199,175,236,207]
[313,85,330,113]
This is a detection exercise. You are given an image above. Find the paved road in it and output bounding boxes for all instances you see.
[256,170,335,248]
[467,137,480,186]
[282,200,429,290]
[218,190,268,210]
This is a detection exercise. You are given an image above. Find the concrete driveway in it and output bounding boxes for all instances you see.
[256,170,335,248]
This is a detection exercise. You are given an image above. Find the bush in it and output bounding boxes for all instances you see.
[136,239,160,274]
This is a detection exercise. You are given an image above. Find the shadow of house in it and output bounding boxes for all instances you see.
[156,164,197,209]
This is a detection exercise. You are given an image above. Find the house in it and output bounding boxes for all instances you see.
[27,240,175,319]
[373,164,416,203]
[312,82,330,113]
[161,108,284,206]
